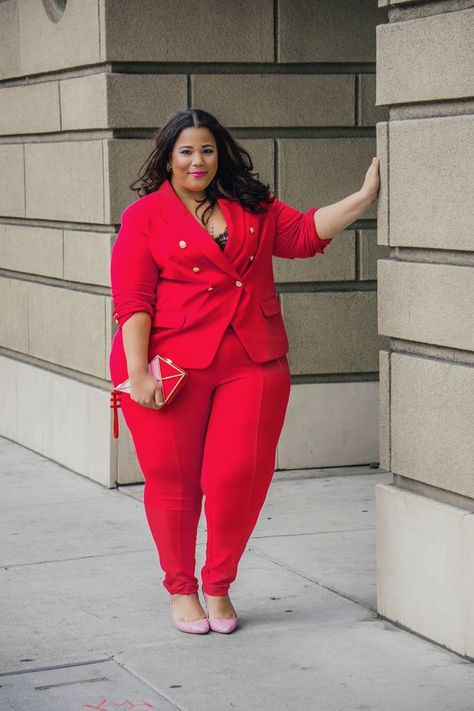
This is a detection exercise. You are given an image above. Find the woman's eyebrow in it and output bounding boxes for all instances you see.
[178,144,215,148]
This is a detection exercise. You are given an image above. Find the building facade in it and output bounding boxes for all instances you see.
[0,0,388,486]
[0,0,471,658]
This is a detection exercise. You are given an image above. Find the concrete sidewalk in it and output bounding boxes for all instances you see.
[1,435,473,711]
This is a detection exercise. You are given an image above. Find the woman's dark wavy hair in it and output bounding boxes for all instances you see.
[129,108,275,226]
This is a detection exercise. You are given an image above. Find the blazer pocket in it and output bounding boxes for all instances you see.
[152,308,186,328]
[260,296,281,317]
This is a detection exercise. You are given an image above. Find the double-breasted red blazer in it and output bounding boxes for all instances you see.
[109,178,332,386]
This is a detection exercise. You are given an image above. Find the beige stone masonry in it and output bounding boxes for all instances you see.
[0,0,101,81]
[24,140,105,223]
[0,144,25,217]
[273,231,356,283]
[0,277,29,353]
[359,230,390,281]
[0,355,113,486]
[378,350,391,472]
[278,0,384,62]
[377,484,474,658]
[20,139,152,224]
[0,224,63,278]
[282,291,380,375]
[390,353,474,499]
[103,0,273,63]
[28,282,107,379]
[389,115,473,251]
[0,81,60,135]
[378,260,474,352]
[359,74,390,126]
[0,223,112,287]
[61,74,187,131]
[234,139,275,191]
[278,380,379,469]
[192,74,355,127]
[0,73,187,136]
[278,138,377,219]
[64,230,113,287]
[375,122,389,246]
[0,0,21,80]
[376,8,474,104]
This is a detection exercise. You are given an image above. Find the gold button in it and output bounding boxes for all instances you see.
[192,266,200,272]
[235,280,242,287]
[207,286,214,291]
[249,255,254,261]
[179,240,187,248]
[249,226,255,234]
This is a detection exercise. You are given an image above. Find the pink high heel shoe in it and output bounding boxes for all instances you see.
[203,593,239,634]
[169,597,210,634]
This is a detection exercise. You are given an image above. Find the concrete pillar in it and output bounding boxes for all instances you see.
[376,0,474,658]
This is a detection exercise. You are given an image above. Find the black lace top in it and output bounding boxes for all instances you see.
[213,226,228,251]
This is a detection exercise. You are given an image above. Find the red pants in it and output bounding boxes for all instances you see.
[118,325,291,596]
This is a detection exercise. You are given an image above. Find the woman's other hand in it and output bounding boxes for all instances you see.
[130,371,165,409]
[359,156,381,206]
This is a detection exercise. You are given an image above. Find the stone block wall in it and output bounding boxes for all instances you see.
[0,0,388,485]
[375,0,474,658]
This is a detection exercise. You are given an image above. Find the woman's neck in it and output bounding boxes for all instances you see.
[170,176,208,208]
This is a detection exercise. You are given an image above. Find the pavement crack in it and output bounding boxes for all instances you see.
[250,526,374,540]
[0,548,152,570]
[111,656,188,711]
[249,546,378,615]
[0,657,112,677]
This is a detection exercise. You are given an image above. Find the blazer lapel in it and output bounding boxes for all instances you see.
[155,179,242,280]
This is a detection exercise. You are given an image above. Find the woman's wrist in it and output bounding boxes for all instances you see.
[129,365,150,379]
[356,188,376,212]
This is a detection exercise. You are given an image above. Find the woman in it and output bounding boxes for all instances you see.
[109,108,380,635]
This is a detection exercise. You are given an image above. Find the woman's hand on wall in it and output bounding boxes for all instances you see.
[359,156,380,207]
[314,156,380,241]
[130,372,165,410]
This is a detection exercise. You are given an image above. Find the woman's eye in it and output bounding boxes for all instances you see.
[180,149,214,155]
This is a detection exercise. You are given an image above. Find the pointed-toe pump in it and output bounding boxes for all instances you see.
[207,615,239,634]
[203,594,239,634]
[169,598,210,634]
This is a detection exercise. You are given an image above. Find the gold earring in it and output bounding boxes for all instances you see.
[166,162,171,172]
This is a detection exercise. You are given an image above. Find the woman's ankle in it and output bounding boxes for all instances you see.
[169,593,206,621]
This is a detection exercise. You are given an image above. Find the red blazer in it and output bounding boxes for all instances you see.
[109,178,332,386]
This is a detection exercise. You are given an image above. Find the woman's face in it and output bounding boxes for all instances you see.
[169,126,218,196]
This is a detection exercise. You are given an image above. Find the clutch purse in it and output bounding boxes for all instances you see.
[109,354,189,438]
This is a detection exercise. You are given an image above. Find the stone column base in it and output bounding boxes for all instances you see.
[376,483,474,659]
[0,355,141,487]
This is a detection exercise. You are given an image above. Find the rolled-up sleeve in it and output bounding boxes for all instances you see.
[272,197,333,259]
[110,204,159,328]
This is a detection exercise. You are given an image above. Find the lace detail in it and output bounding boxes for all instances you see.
[213,226,228,251]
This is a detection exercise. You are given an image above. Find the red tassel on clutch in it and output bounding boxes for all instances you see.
[110,389,122,438]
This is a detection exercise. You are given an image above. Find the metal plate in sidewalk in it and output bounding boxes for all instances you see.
[0,659,181,711]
